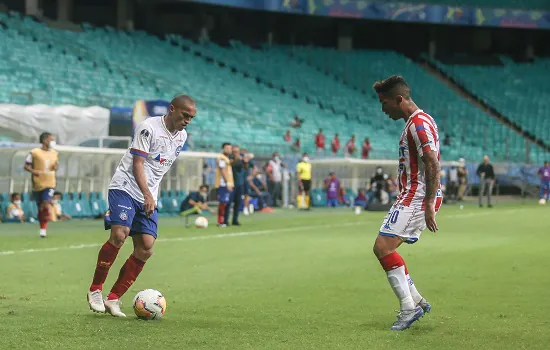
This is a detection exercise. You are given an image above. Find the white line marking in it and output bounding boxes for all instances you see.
[0,222,361,256]
[0,208,528,257]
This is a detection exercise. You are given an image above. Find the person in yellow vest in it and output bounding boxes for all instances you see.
[296,153,312,209]
[24,132,58,238]
[216,142,234,227]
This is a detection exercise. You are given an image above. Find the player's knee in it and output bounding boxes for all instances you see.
[134,247,153,261]
[109,227,128,248]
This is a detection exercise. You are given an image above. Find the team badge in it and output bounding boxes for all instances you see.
[140,129,150,138]
[119,210,128,221]
[175,145,182,157]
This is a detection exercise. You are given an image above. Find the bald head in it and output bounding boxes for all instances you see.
[171,95,195,109]
[166,94,197,132]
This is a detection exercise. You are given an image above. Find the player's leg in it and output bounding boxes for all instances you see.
[105,206,158,317]
[487,180,494,207]
[217,187,228,226]
[478,179,486,207]
[546,182,550,200]
[224,189,234,226]
[88,190,134,313]
[232,186,242,225]
[375,206,425,330]
[37,189,54,237]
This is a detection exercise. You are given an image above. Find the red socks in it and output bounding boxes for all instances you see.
[378,251,408,273]
[39,206,49,230]
[90,241,120,292]
[107,255,146,300]
[218,203,226,224]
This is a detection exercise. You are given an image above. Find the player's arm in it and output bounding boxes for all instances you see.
[133,155,155,217]
[219,159,233,191]
[130,123,155,217]
[422,151,440,232]
[410,118,439,232]
[23,153,40,176]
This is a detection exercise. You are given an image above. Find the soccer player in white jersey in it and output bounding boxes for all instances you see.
[372,76,443,331]
[87,95,196,317]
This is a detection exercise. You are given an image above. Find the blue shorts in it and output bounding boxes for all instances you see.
[327,198,339,207]
[541,181,550,190]
[104,189,158,238]
[218,186,231,204]
[243,182,250,196]
[34,188,55,205]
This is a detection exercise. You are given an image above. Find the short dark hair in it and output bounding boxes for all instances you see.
[39,132,52,144]
[199,184,209,191]
[54,191,62,196]
[222,142,231,149]
[11,192,20,201]
[372,75,411,99]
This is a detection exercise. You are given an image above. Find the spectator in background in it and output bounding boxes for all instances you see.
[538,160,550,203]
[477,155,495,208]
[361,137,372,159]
[324,172,340,207]
[186,133,194,150]
[291,115,303,128]
[443,134,451,146]
[248,168,273,211]
[345,135,356,157]
[338,187,350,206]
[457,158,468,201]
[179,184,214,216]
[315,129,325,156]
[284,130,292,143]
[386,175,399,201]
[5,193,26,223]
[447,166,459,200]
[50,191,71,222]
[292,138,301,153]
[331,134,340,156]
[267,152,283,207]
[354,189,368,208]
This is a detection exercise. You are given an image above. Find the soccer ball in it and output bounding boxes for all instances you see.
[195,216,208,228]
[539,198,546,205]
[133,289,166,320]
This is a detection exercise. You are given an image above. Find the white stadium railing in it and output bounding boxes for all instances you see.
[0,145,219,198]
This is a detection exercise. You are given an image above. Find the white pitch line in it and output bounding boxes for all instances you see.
[0,222,361,257]
[0,208,528,257]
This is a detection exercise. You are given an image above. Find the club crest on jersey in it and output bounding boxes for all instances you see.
[175,145,182,157]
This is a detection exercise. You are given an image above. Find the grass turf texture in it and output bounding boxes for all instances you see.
[1,203,549,349]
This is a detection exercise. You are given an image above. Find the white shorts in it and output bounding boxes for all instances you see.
[378,203,435,244]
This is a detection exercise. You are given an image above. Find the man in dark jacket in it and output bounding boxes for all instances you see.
[476,155,495,208]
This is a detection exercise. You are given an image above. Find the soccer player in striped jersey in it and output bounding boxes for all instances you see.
[87,95,196,317]
[372,76,443,331]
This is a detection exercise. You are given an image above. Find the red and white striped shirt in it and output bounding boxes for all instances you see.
[395,109,441,210]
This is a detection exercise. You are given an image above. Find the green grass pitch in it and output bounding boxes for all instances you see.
[1,203,549,349]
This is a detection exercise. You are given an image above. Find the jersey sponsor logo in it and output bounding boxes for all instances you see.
[117,204,132,210]
[154,154,174,167]
[175,145,182,157]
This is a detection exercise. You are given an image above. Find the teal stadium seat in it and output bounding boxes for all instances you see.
[0,11,546,163]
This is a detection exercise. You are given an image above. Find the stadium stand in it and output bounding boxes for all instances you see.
[431,56,550,150]
[0,11,546,163]
[384,0,550,10]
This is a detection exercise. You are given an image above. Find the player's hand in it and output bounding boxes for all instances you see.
[143,194,155,218]
[32,169,41,176]
[425,205,438,232]
[228,184,234,192]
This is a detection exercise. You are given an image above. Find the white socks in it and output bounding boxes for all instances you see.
[386,266,416,311]
[406,274,423,304]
